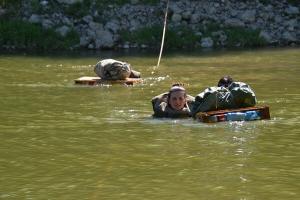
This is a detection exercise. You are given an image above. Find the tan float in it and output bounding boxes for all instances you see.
[74,76,142,86]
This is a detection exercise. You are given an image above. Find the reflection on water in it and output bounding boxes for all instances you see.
[0,48,299,199]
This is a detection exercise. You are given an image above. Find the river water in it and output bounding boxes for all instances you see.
[0,48,299,199]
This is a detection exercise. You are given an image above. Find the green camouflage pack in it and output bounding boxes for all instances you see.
[191,82,257,117]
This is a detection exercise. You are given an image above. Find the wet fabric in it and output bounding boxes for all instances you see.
[129,69,141,78]
[228,82,257,107]
[151,92,195,118]
[94,59,132,80]
[191,82,257,117]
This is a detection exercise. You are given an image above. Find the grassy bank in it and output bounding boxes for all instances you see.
[0,19,266,50]
[120,25,267,49]
[1,0,286,51]
[0,20,79,50]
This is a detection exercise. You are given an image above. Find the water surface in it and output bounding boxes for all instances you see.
[0,48,299,199]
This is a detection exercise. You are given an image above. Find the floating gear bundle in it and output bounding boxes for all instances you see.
[94,59,132,80]
[191,82,257,117]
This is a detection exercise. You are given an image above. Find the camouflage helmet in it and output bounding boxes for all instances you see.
[94,59,131,80]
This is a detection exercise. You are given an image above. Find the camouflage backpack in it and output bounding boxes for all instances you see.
[94,59,131,80]
[191,82,257,117]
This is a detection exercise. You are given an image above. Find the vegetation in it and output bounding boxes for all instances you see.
[63,0,160,18]
[201,22,267,48]
[287,0,300,4]
[94,0,159,6]
[120,25,200,49]
[30,0,43,14]
[259,0,300,5]
[0,0,280,50]
[64,0,93,18]
[0,0,22,18]
[139,0,160,4]
[224,27,266,47]
[0,20,79,50]
[63,0,159,19]
[120,25,162,48]
[95,0,130,6]
[164,26,201,49]
[120,23,267,50]
[1,0,21,7]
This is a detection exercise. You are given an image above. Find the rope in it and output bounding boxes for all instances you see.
[154,0,169,71]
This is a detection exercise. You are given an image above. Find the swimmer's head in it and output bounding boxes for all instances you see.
[218,75,233,87]
[168,83,187,111]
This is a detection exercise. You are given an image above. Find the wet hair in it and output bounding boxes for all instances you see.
[169,82,186,94]
[217,76,233,87]
[166,83,188,110]
[167,82,187,104]
[171,82,185,87]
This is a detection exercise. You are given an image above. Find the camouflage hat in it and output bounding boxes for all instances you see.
[94,59,131,80]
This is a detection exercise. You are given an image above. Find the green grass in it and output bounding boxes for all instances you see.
[259,0,300,5]
[120,24,267,49]
[120,25,162,48]
[30,0,43,14]
[64,0,92,18]
[119,23,199,50]
[94,0,159,7]
[139,0,160,4]
[0,0,22,18]
[165,26,201,49]
[1,0,21,7]
[0,20,79,50]
[286,0,300,5]
[199,22,267,47]
[0,1,269,50]
[120,25,201,49]
[224,27,266,47]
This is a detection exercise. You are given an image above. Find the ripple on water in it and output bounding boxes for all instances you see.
[142,75,170,86]
[141,115,277,132]
[11,83,67,88]
[105,109,147,124]
[15,82,98,88]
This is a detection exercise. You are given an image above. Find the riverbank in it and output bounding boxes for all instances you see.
[0,0,299,51]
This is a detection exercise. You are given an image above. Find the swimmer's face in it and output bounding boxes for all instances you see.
[169,91,187,111]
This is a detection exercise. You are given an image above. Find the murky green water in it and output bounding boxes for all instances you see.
[0,48,299,200]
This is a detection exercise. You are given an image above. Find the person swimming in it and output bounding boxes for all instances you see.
[151,83,195,118]
[217,75,233,87]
